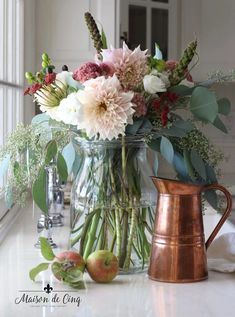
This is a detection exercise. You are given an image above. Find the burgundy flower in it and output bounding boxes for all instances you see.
[166,92,178,103]
[44,72,56,85]
[73,62,102,83]
[24,87,31,96]
[99,62,115,77]
[30,83,42,94]
[161,106,170,127]
[152,99,161,111]
[132,93,147,118]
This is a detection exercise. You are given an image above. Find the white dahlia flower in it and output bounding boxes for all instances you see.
[76,75,135,140]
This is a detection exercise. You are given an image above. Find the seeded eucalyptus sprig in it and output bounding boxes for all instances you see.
[169,40,198,86]
[84,12,103,54]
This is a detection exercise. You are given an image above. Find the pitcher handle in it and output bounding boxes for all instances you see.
[203,184,232,249]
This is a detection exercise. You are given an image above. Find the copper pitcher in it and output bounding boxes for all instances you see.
[148,177,232,283]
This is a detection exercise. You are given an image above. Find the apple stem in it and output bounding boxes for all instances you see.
[123,207,137,271]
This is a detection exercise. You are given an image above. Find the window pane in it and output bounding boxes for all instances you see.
[129,5,146,50]
[151,8,168,58]
[152,0,168,3]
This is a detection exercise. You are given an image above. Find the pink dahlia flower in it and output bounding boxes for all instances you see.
[76,75,135,140]
[101,43,148,90]
[132,93,147,118]
[73,62,102,83]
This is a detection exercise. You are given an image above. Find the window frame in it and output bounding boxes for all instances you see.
[0,0,24,220]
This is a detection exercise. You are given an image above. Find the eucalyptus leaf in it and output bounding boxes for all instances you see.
[190,149,207,180]
[31,113,50,125]
[0,155,10,177]
[45,140,57,164]
[161,126,187,137]
[205,164,218,183]
[126,119,144,135]
[169,85,195,96]
[173,152,189,179]
[213,116,228,133]
[57,152,68,182]
[72,152,84,179]
[29,263,50,282]
[183,149,196,180]
[138,118,153,133]
[160,136,174,164]
[5,186,13,209]
[204,189,218,210]
[173,120,195,132]
[218,98,231,115]
[32,167,48,213]
[39,237,56,261]
[153,154,158,176]
[62,142,76,175]
[190,87,218,123]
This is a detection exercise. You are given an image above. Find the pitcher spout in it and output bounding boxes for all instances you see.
[151,176,203,195]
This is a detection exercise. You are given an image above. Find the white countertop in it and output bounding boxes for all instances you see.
[0,202,235,317]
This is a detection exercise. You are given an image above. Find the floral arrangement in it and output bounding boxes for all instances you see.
[0,12,232,272]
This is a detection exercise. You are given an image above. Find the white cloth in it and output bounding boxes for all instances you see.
[207,232,235,273]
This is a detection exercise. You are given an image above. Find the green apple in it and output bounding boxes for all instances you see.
[86,250,119,283]
[51,251,85,281]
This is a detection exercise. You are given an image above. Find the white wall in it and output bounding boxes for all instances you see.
[35,0,118,72]
[24,0,36,123]
[179,0,235,185]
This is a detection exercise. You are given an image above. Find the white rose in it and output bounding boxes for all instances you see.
[57,93,83,126]
[143,71,170,94]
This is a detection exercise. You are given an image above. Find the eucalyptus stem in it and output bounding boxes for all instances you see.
[83,209,101,260]
[119,211,128,268]
[123,207,137,271]
[79,209,98,255]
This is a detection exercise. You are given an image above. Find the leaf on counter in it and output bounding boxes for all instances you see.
[213,116,228,133]
[39,237,56,261]
[29,263,50,282]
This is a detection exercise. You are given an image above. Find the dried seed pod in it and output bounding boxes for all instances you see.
[169,40,197,86]
[84,12,103,54]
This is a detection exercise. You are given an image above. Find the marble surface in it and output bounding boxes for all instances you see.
[0,202,235,317]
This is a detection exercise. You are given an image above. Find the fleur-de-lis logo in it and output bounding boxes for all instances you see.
[44,284,53,294]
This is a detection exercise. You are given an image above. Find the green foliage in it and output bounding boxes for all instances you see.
[190,149,207,180]
[101,28,108,49]
[160,136,174,164]
[57,152,68,182]
[218,98,231,115]
[190,87,218,123]
[32,167,48,213]
[29,263,50,282]
[39,237,56,261]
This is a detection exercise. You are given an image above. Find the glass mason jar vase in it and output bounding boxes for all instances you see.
[70,135,156,273]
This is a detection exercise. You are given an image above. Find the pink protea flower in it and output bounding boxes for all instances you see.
[73,62,102,83]
[76,75,135,140]
[101,43,148,90]
[132,93,147,118]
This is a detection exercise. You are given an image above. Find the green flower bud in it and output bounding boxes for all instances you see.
[42,61,48,69]
[25,72,33,79]
[42,53,49,61]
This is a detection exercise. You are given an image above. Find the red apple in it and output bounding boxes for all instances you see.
[51,251,85,281]
[86,250,119,283]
